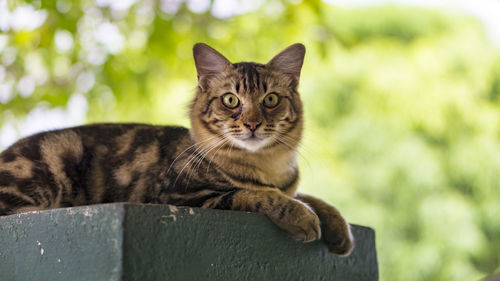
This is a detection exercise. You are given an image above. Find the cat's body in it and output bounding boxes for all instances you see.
[0,43,354,256]
[0,123,298,209]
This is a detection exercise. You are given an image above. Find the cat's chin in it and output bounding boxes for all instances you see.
[231,136,273,152]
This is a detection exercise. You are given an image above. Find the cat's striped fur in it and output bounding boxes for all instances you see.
[0,43,353,256]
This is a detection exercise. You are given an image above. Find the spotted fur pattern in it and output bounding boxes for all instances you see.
[0,43,354,256]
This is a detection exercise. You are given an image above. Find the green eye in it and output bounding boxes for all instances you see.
[263,93,280,108]
[221,93,239,108]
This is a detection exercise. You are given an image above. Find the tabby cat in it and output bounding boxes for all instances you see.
[0,43,354,256]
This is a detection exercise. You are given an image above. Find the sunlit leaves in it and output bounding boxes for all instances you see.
[1,1,500,280]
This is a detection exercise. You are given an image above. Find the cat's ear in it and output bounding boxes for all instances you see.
[193,43,232,91]
[267,43,305,86]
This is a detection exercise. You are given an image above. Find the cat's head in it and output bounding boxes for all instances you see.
[190,43,305,153]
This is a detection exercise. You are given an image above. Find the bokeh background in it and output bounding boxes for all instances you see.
[1,0,500,280]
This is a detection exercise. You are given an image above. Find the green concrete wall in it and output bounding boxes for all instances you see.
[0,204,378,281]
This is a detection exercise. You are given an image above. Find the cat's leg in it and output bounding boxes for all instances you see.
[295,193,354,256]
[203,189,321,242]
[0,190,37,215]
[0,185,60,216]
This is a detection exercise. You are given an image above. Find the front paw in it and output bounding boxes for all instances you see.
[321,214,355,256]
[273,201,321,243]
[295,194,355,256]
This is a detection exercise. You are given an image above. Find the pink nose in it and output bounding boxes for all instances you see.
[244,121,262,132]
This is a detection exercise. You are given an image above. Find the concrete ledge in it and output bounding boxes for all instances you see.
[0,203,378,281]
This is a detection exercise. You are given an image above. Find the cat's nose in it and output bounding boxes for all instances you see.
[244,121,262,132]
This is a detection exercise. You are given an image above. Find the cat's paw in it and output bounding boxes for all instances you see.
[321,214,355,256]
[274,201,321,243]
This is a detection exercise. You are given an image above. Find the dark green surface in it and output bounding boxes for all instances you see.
[0,204,378,281]
[0,204,125,281]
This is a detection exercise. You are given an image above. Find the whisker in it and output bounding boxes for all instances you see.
[182,141,221,183]
[275,134,312,172]
[206,138,231,173]
[190,138,225,176]
[172,146,210,189]
[165,133,223,176]
[184,137,229,186]
[171,134,226,189]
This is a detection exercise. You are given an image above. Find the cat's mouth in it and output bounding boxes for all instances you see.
[245,132,262,140]
[229,132,270,152]
[244,135,261,142]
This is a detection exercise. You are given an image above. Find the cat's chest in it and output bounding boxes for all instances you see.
[216,153,299,194]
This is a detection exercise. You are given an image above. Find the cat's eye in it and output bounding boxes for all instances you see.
[263,93,280,108]
[221,93,240,108]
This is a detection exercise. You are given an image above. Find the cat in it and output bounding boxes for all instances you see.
[0,43,354,256]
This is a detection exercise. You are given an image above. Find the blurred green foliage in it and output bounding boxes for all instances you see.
[1,0,500,280]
